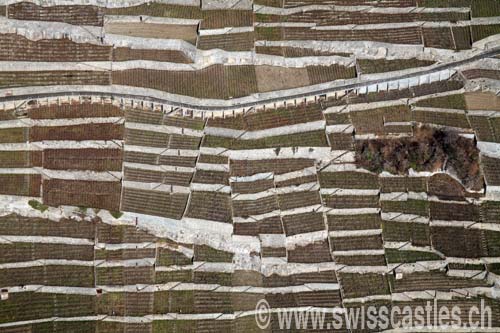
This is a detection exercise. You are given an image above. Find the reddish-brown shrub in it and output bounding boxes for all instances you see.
[355,125,483,190]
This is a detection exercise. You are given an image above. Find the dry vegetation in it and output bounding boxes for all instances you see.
[464,92,500,111]
[355,125,483,189]
[104,23,198,44]
[255,65,310,92]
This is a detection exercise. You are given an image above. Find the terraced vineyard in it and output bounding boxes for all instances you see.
[0,0,499,332]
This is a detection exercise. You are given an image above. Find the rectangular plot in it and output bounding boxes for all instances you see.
[105,23,197,43]
[121,187,188,219]
[186,191,232,223]
[0,71,110,88]
[0,174,41,196]
[28,103,122,119]
[30,123,123,141]
[8,2,103,26]
[43,148,123,171]
[112,66,228,99]
[0,127,28,143]
[198,32,255,52]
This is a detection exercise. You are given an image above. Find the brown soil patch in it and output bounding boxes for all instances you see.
[464,91,500,111]
[105,23,198,44]
[255,65,310,93]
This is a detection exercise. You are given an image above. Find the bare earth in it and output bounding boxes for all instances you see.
[105,23,198,44]
[255,65,310,93]
[465,91,500,111]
